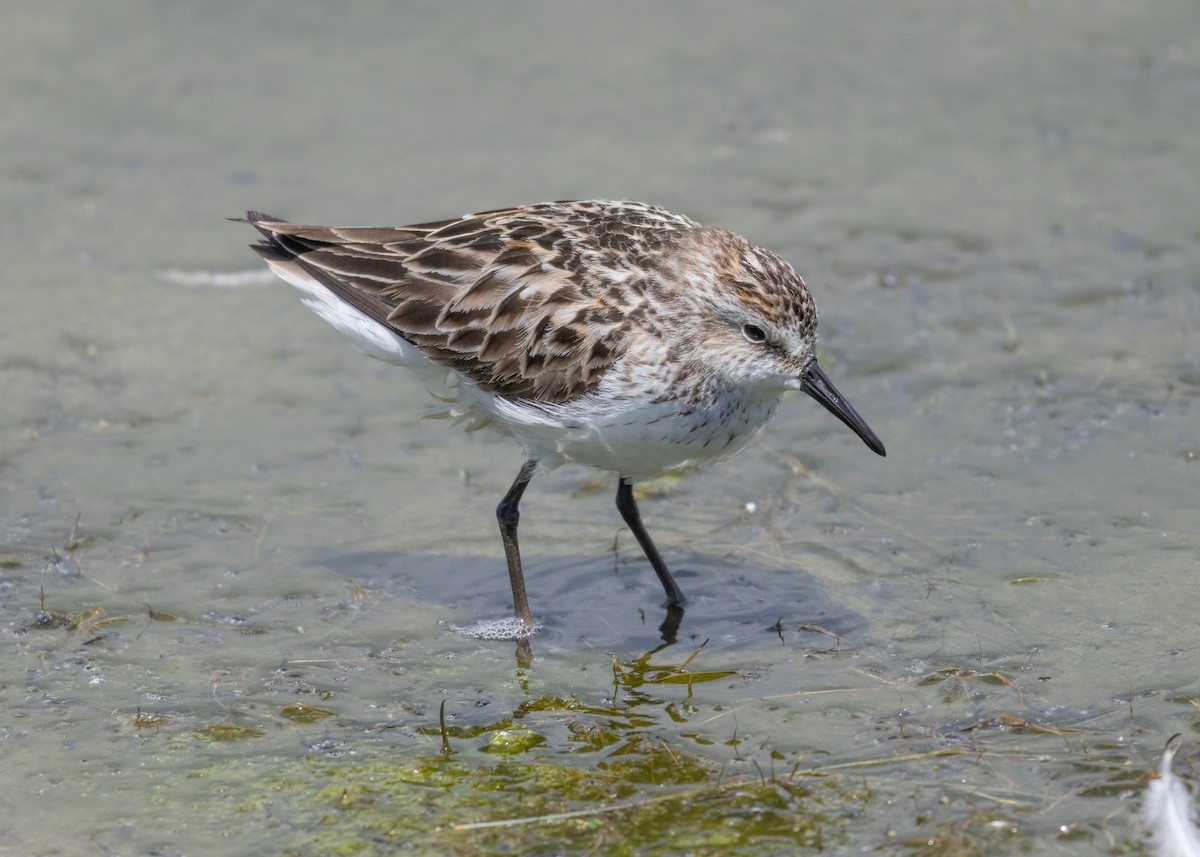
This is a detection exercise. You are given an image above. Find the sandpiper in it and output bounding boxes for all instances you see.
[242,200,885,633]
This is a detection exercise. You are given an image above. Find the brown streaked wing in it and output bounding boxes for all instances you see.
[248,210,632,404]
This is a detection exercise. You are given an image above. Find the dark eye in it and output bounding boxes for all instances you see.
[742,323,767,344]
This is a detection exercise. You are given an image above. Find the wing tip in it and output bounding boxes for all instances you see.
[235,211,294,255]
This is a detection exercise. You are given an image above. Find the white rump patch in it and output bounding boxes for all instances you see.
[266,260,419,366]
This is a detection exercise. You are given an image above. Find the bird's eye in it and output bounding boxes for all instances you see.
[742,323,767,344]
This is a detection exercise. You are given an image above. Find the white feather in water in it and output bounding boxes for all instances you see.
[1144,735,1200,857]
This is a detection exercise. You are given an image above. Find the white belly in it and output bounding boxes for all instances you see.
[482,382,782,481]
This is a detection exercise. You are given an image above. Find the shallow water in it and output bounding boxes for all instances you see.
[2,2,1198,854]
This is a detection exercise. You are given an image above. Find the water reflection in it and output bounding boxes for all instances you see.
[316,549,868,658]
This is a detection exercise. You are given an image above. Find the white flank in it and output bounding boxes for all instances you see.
[1144,736,1200,857]
[265,260,420,366]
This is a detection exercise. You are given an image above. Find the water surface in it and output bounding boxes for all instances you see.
[2,3,1198,854]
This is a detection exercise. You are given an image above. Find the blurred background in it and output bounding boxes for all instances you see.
[2,3,1197,854]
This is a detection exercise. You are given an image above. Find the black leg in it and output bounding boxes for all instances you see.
[497,459,538,628]
[659,603,684,643]
[615,478,686,608]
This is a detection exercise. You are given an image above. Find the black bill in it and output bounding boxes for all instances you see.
[800,361,886,456]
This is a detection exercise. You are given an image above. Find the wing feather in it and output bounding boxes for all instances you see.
[245,203,679,402]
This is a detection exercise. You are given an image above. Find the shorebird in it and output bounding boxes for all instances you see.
[242,200,885,634]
